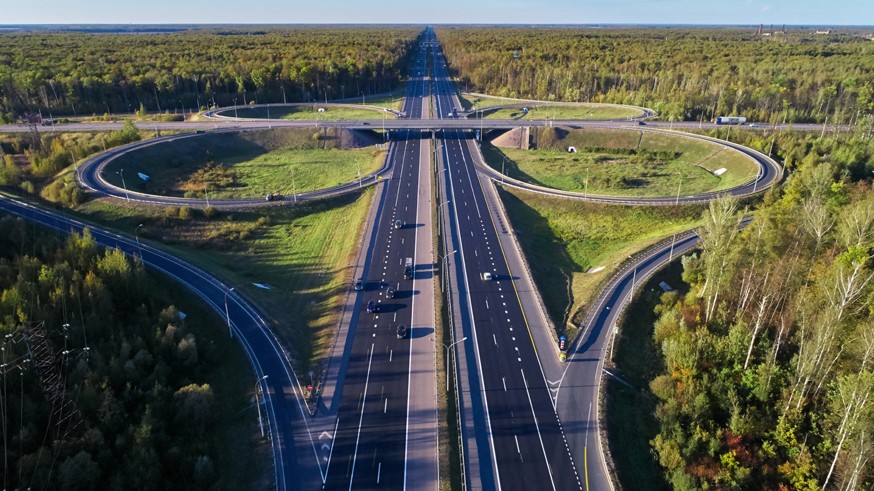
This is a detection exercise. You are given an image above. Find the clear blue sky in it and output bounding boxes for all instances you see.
[1,0,871,26]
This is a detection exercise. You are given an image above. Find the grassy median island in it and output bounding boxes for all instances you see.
[478,104,641,120]
[73,188,372,372]
[497,186,702,338]
[459,93,643,119]
[484,127,758,197]
[104,128,385,199]
[229,104,398,120]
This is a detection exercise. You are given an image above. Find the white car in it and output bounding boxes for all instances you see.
[481,272,494,281]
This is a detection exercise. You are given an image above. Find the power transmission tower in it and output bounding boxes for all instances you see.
[22,321,85,439]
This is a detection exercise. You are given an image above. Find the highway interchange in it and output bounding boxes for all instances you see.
[0,29,786,491]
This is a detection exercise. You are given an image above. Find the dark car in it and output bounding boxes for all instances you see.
[396,324,408,339]
[386,287,396,299]
[637,120,647,126]
[394,219,403,230]
[366,299,377,314]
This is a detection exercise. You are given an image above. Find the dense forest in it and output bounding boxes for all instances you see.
[0,27,422,122]
[0,220,254,489]
[645,159,874,488]
[435,28,874,125]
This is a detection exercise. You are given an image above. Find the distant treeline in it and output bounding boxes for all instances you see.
[0,27,423,122]
[435,27,874,124]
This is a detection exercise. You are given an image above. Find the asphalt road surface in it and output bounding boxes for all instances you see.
[324,39,436,490]
[432,35,583,491]
[0,118,846,133]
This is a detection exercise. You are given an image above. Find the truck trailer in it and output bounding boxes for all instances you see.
[714,116,747,125]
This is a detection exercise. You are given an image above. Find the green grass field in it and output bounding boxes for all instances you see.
[230,105,397,121]
[484,128,757,197]
[476,105,642,120]
[498,187,702,337]
[358,88,407,111]
[75,189,373,371]
[458,93,517,111]
[104,128,385,199]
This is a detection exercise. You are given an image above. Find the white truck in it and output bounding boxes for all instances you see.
[714,116,747,125]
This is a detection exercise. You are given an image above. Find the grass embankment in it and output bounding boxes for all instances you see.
[484,128,757,197]
[497,187,702,338]
[230,105,396,121]
[477,105,641,120]
[75,189,372,371]
[104,128,385,199]
[605,264,683,491]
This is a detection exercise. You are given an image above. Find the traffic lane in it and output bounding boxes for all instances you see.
[443,130,571,489]
[326,130,423,488]
[555,233,701,491]
[450,132,580,490]
[0,196,312,490]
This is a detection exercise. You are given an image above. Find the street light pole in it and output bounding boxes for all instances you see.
[440,249,457,293]
[118,169,129,201]
[135,223,144,258]
[675,174,682,205]
[224,287,235,338]
[254,374,269,437]
[445,336,467,392]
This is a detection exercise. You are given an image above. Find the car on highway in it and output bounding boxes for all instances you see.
[366,299,377,314]
[637,121,646,126]
[481,272,494,281]
[354,278,364,291]
[386,286,396,299]
[394,219,403,230]
[396,324,408,339]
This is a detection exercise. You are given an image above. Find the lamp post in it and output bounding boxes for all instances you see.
[233,98,238,119]
[440,249,457,293]
[675,174,682,205]
[255,374,269,437]
[501,156,506,184]
[224,287,235,338]
[135,223,144,258]
[117,169,129,201]
[445,336,467,392]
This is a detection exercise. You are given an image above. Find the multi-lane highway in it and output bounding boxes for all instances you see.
[323,38,437,490]
[431,34,583,490]
[0,29,796,491]
[0,116,846,133]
